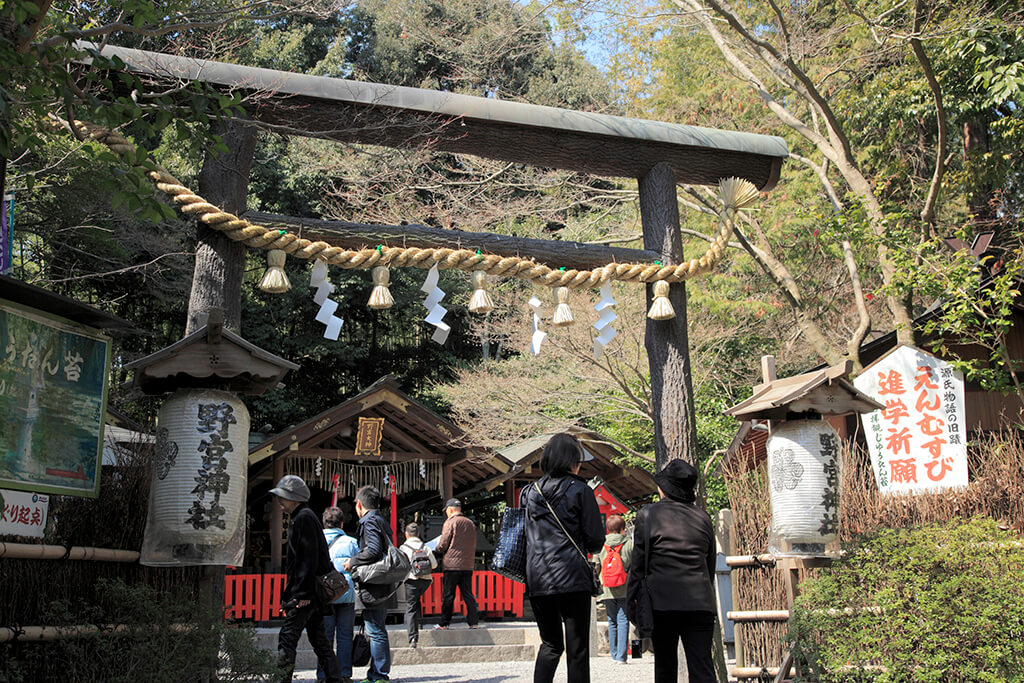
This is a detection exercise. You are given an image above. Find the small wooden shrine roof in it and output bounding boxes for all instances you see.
[495,427,657,504]
[724,360,883,422]
[123,309,299,395]
[0,274,138,334]
[81,43,788,190]
[248,375,515,494]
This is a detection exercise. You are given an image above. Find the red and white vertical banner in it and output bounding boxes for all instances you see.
[854,344,968,494]
[0,490,48,538]
[331,474,340,507]
[389,474,398,545]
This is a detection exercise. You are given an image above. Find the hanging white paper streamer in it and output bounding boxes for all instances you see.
[310,259,328,287]
[314,279,335,306]
[315,298,344,341]
[315,457,323,478]
[529,295,547,355]
[420,265,451,344]
[310,260,343,340]
[419,458,426,479]
[592,282,618,359]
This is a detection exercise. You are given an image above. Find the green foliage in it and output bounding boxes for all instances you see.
[790,518,1024,682]
[0,578,281,682]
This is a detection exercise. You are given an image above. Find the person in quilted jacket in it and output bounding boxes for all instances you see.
[520,433,605,683]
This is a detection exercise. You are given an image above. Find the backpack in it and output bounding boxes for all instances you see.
[601,543,627,588]
[407,544,435,579]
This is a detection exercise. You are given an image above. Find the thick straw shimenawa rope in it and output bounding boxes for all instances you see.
[71,120,760,289]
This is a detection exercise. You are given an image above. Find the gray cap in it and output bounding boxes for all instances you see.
[269,475,310,502]
[445,498,462,509]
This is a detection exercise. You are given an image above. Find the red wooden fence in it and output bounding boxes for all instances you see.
[224,571,524,621]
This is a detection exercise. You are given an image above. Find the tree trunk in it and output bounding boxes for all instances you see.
[964,119,997,233]
[185,119,257,334]
[640,163,697,470]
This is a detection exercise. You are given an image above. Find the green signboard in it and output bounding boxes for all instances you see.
[0,298,110,498]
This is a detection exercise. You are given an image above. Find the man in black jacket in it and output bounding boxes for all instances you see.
[343,485,393,683]
[626,459,717,683]
[271,475,344,683]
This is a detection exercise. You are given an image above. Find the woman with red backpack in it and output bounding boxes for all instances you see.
[597,515,633,664]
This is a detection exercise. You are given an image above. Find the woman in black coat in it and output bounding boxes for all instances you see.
[520,433,605,683]
[627,459,717,683]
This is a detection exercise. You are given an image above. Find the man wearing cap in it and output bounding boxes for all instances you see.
[432,497,480,629]
[270,475,344,683]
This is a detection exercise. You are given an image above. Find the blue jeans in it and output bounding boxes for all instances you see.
[604,597,629,662]
[318,602,355,680]
[362,605,391,681]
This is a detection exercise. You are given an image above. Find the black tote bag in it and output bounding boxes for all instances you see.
[489,507,527,583]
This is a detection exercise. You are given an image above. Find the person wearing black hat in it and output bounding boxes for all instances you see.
[269,475,344,683]
[627,459,717,683]
[520,432,605,683]
[433,497,480,629]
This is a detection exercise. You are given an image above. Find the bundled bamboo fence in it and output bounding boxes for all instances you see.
[722,431,1024,671]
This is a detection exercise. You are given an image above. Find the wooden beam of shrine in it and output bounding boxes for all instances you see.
[289,448,428,462]
[243,211,660,271]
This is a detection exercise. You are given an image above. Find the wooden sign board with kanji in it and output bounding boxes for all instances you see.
[354,416,385,457]
[0,298,110,498]
[854,344,968,494]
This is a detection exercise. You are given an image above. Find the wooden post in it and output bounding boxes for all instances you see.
[185,119,256,335]
[442,463,454,503]
[639,162,696,469]
[270,456,284,572]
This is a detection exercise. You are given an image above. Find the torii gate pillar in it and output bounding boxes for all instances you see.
[640,162,697,471]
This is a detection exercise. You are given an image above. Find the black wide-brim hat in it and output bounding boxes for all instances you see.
[654,459,699,502]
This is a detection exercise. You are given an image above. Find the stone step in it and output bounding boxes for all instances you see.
[391,643,536,665]
[255,624,539,667]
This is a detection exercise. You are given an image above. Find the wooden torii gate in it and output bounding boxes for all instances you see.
[84,43,789,469]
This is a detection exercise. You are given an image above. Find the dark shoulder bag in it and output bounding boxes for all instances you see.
[533,482,601,597]
[315,535,350,605]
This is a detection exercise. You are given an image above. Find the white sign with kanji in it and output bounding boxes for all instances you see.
[0,489,49,537]
[854,344,968,494]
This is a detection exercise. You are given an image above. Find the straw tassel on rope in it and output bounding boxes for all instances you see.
[648,280,675,320]
[258,249,291,293]
[368,265,394,309]
[468,271,494,314]
[552,286,574,327]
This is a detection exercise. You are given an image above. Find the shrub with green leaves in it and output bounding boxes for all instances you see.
[790,518,1024,682]
[0,578,281,682]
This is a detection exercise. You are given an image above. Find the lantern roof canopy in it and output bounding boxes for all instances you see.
[124,309,298,396]
[724,360,884,422]
[79,42,787,190]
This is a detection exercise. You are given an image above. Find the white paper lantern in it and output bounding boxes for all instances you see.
[147,389,249,547]
[767,419,840,546]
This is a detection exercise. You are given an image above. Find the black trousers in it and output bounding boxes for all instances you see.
[651,609,716,683]
[405,578,432,643]
[529,591,591,683]
[277,601,342,683]
[440,570,479,626]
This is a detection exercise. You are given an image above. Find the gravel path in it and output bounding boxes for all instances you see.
[292,655,657,683]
